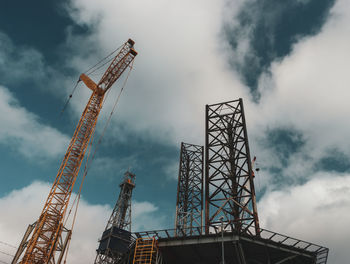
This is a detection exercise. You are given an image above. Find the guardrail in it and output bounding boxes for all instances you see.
[133,224,328,264]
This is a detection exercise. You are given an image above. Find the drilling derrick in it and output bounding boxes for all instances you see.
[175,142,203,236]
[114,99,329,264]
[14,39,137,264]
[95,171,136,264]
[205,98,260,235]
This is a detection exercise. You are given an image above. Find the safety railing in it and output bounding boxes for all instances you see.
[134,224,328,264]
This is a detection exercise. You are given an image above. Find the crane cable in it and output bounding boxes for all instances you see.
[60,81,80,115]
[60,43,124,115]
[0,250,14,258]
[84,44,123,76]
[0,241,16,249]
[62,61,134,263]
[63,60,133,226]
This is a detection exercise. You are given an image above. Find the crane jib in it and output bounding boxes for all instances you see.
[18,39,137,264]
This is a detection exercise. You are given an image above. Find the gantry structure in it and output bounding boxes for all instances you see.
[95,171,136,264]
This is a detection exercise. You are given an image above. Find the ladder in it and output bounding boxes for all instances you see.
[132,238,157,264]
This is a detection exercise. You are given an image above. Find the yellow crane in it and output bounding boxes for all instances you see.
[13,39,137,264]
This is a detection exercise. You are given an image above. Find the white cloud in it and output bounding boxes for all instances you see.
[0,86,69,160]
[238,0,350,188]
[0,32,72,98]
[61,0,350,178]
[63,0,249,146]
[0,32,46,85]
[258,172,350,264]
[132,201,163,231]
[164,160,179,181]
[0,182,165,264]
[1,0,348,262]
[87,155,139,181]
[59,2,350,261]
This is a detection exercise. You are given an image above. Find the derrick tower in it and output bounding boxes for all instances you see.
[175,142,203,236]
[117,98,328,264]
[205,99,260,235]
[95,171,136,264]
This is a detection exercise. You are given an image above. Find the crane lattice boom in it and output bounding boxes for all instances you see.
[19,39,137,264]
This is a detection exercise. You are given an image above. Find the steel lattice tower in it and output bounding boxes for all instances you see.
[95,171,136,264]
[205,99,260,236]
[175,142,204,236]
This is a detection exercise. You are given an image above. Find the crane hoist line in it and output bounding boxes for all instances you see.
[16,39,137,264]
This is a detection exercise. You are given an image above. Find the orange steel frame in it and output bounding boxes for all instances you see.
[19,39,137,264]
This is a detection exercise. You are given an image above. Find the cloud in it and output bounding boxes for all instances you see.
[132,201,163,231]
[0,32,46,85]
[245,0,350,188]
[87,155,139,181]
[163,160,179,181]
[61,0,347,179]
[0,86,69,160]
[0,32,73,98]
[1,0,348,261]
[222,0,335,96]
[0,182,165,264]
[58,3,350,261]
[63,0,250,146]
[258,172,350,264]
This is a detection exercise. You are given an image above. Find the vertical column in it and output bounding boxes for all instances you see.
[175,143,204,236]
[205,99,260,235]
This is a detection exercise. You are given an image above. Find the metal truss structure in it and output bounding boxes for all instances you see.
[12,223,71,264]
[14,39,137,264]
[95,171,136,264]
[117,98,328,264]
[205,99,260,236]
[175,143,204,236]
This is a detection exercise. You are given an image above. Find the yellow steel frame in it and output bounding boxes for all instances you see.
[19,39,137,264]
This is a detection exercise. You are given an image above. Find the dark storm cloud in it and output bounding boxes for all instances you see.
[224,0,335,100]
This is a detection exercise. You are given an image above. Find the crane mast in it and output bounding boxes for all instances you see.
[17,39,137,264]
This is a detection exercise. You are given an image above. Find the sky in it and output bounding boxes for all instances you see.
[0,0,349,263]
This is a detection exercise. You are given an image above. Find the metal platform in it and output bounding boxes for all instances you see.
[131,225,328,264]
